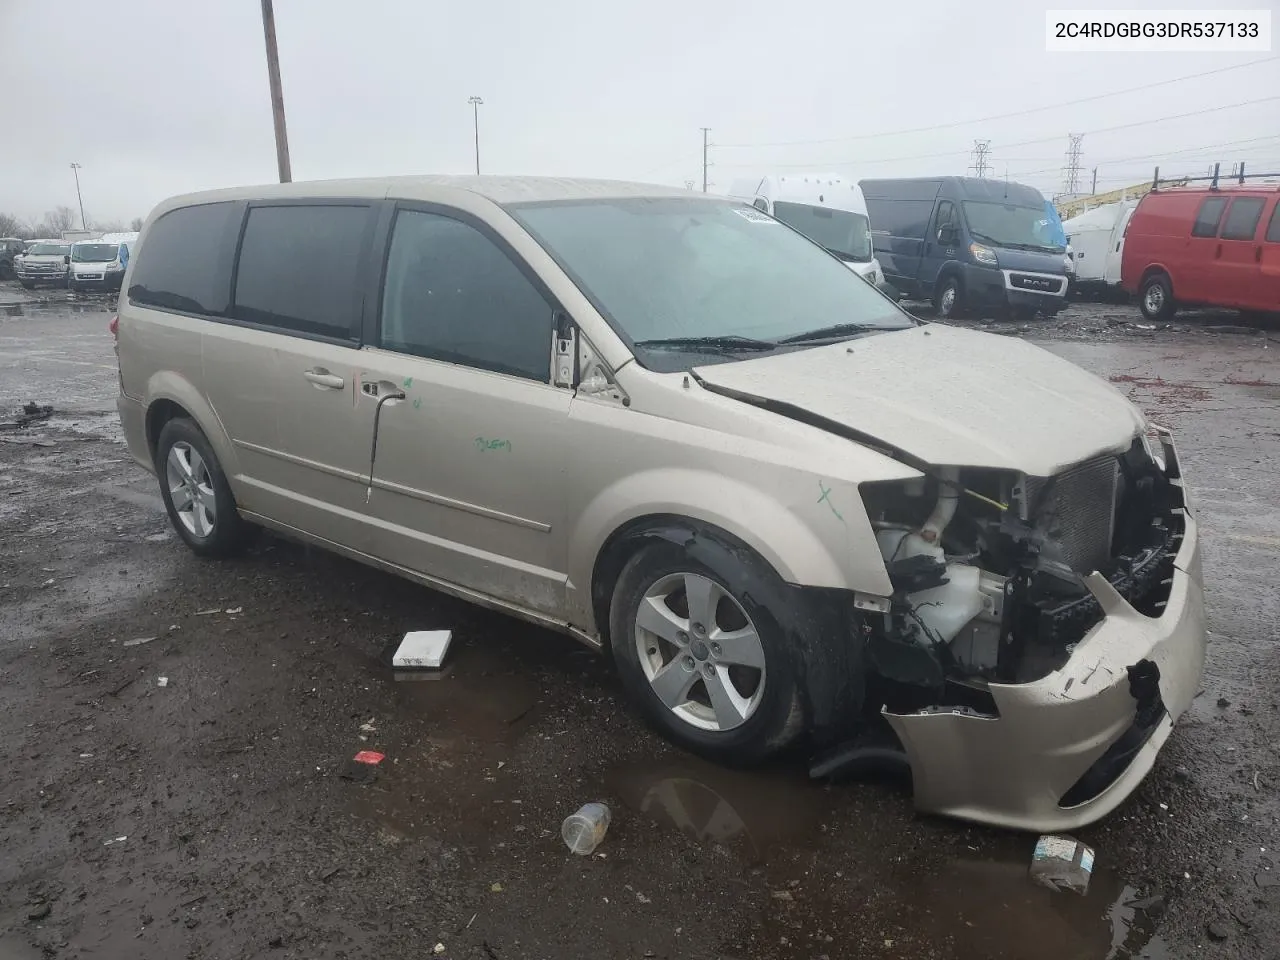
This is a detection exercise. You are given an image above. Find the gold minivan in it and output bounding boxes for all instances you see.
[114,176,1206,830]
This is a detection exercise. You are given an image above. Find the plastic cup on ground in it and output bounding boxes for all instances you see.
[562,802,611,855]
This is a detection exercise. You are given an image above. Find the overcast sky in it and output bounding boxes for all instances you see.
[1,0,1277,225]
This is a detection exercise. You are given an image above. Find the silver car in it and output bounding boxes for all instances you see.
[113,177,1206,830]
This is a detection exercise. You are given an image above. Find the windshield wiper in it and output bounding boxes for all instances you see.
[633,335,778,352]
[777,322,902,345]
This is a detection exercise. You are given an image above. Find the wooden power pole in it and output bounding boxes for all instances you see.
[260,0,293,183]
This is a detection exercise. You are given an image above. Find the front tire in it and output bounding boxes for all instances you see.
[155,418,255,558]
[933,274,964,319]
[1139,273,1176,321]
[609,541,803,765]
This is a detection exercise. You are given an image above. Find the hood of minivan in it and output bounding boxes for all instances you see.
[693,324,1143,476]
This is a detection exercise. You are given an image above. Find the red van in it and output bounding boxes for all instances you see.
[1121,184,1280,321]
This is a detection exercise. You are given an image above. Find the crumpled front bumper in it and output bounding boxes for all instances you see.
[886,432,1206,831]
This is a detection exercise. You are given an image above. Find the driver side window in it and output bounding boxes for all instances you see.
[935,200,958,242]
[379,210,555,382]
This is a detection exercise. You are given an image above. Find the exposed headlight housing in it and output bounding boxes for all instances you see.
[969,243,998,266]
[1139,427,1166,473]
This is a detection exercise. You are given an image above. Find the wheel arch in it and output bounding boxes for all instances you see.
[591,514,776,652]
[592,512,870,744]
[1139,264,1174,295]
[143,372,238,478]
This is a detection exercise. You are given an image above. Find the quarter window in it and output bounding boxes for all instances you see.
[1190,197,1228,238]
[379,210,554,382]
[232,204,371,340]
[1267,202,1280,243]
[128,202,241,315]
[1220,197,1265,241]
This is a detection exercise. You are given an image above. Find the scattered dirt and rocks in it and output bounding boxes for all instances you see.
[2,286,1277,959]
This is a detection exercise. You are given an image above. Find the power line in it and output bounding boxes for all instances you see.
[999,135,1280,180]
[716,56,1274,149]
[714,96,1280,171]
[716,56,1278,149]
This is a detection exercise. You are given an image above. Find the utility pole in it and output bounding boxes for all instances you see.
[700,127,711,193]
[468,96,484,174]
[259,0,292,183]
[1091,166,1098,194]
[1062,133,1084,197]
[969,140,992,178]
[69,163,85,229]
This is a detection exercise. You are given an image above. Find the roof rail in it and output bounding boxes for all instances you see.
[1152,162,1280,191]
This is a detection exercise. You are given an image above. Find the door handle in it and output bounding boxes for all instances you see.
[1257,245,1264,263]
[303,368,345,389]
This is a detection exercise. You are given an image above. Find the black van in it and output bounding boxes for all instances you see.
[860,177,1071,319]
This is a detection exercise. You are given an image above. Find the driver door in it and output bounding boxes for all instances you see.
[921,199,959,291]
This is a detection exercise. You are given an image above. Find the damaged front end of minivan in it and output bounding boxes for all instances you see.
[839,427,1205,830]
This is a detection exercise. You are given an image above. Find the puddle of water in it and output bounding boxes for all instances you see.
[868,853,1170,960]
[609,756,830,863]
[381,636,543,738]
[609,755,1168,960]
[347,637,556,845]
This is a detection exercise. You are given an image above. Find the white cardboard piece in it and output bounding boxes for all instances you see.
[394,630,454,669]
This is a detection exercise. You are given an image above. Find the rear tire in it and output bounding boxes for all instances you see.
[1139,273,1176,321]
[609,541,804,765]
[933,274,964,319]
[155,418,255,558]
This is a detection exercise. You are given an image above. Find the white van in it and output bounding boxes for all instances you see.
[727,174,885,286]
[1063,201,1138,297]
[69,232,139,293]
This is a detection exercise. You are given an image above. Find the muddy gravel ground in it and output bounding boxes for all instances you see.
[1,284,1277,960]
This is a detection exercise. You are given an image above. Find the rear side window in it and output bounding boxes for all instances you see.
[232,204,371,340]
[129,202,241,315]
[1220,197,1266,241]
[1267,203,1280,243]
[1190,197,1228,238]
[379,210,554,382]
[865,198,936,239]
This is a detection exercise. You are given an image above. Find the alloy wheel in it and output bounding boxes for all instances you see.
[166,441,217,538]
[634,572,766,732]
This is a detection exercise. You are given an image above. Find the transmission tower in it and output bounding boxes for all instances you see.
[969,140,992,178]
[1062,134,1084,196]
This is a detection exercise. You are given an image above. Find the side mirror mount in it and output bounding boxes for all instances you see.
[552,310,578,388]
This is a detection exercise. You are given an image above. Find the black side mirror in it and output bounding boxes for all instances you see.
[938,227,957,245]
[63,255,70,264]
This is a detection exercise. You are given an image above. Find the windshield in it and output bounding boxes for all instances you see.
[962,201,1066,253]
[510,198,909,368]
[27,243,70,256]
[72,243,118,263]
[1041,201,1067,248]
[771,201,872,262]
